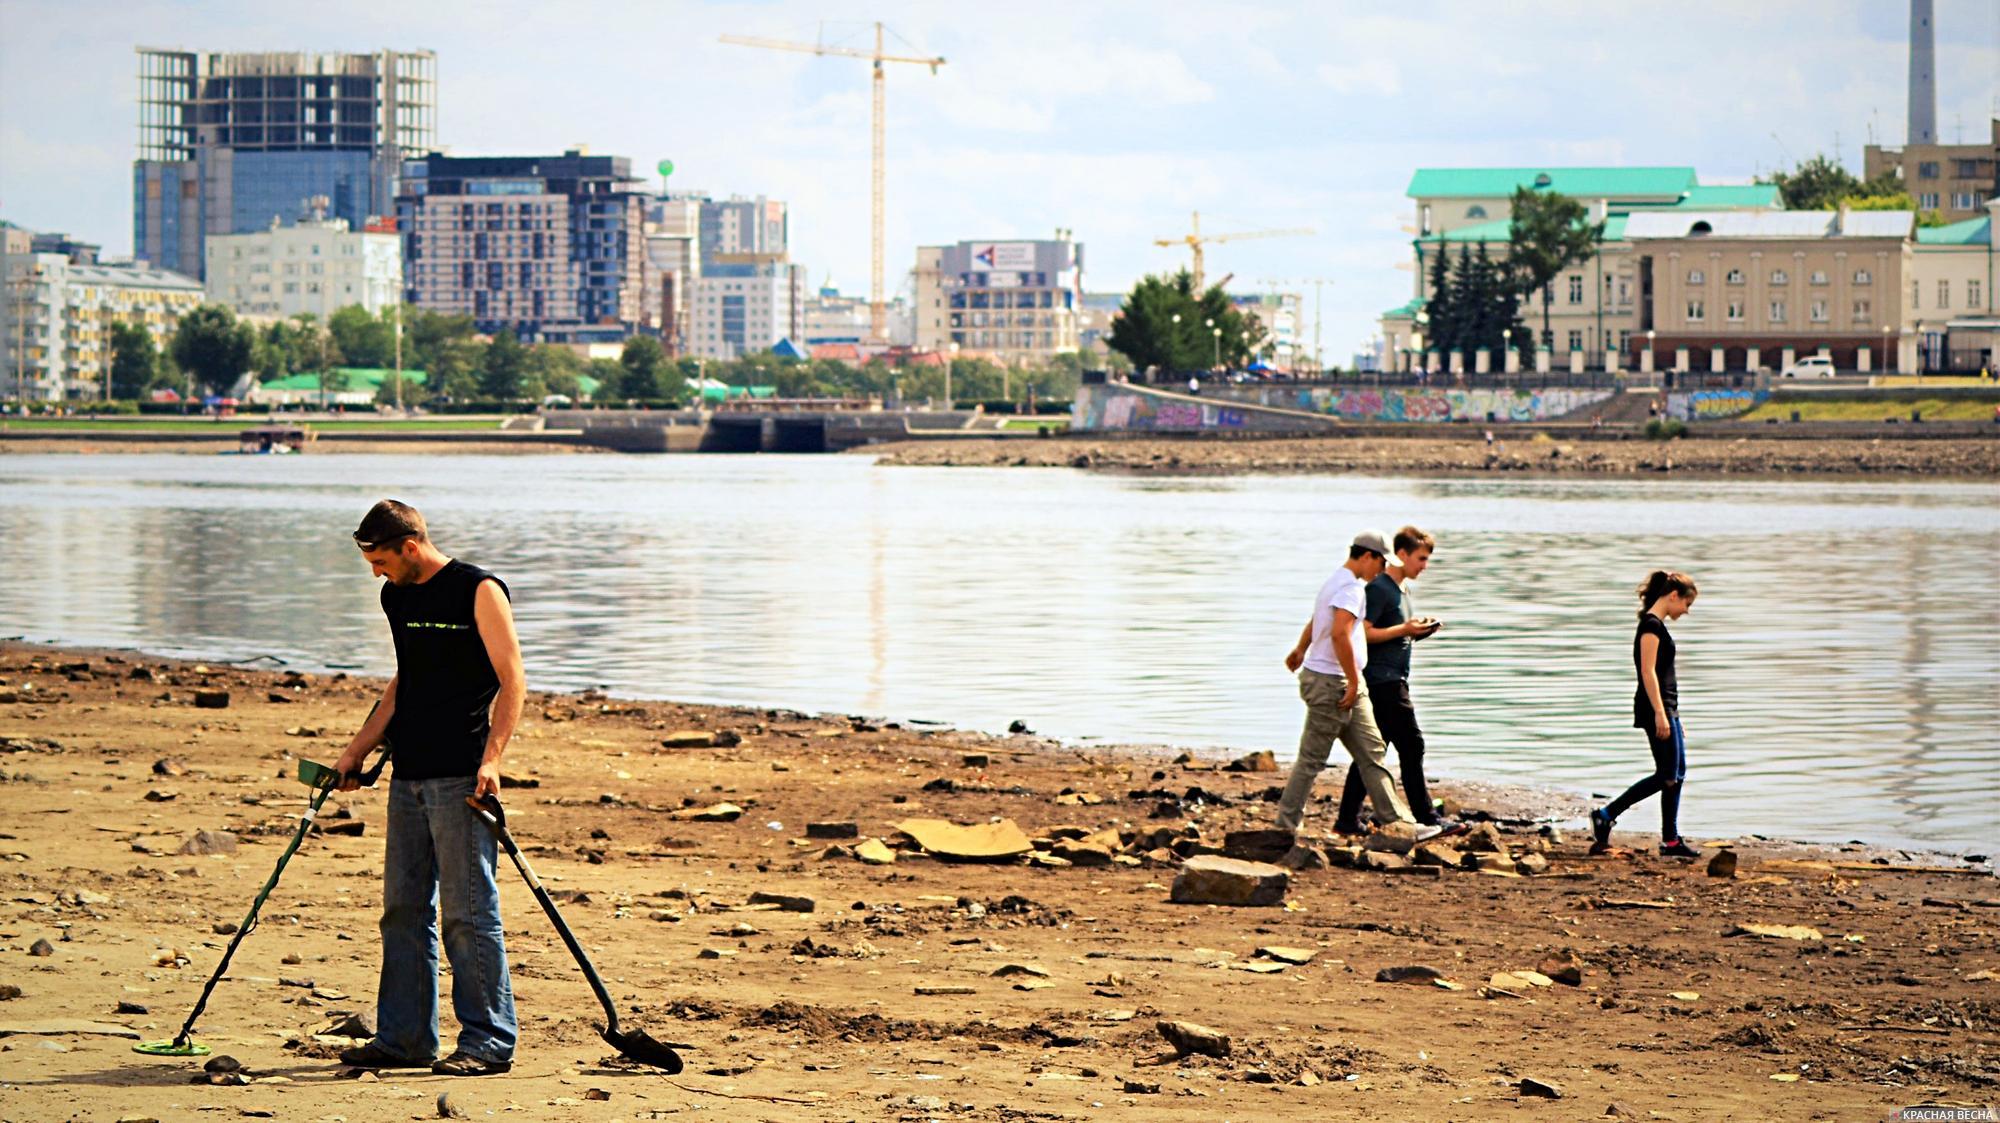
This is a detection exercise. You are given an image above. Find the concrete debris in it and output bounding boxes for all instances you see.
[1169,855,1289,907]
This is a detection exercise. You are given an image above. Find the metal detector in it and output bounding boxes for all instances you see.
[134,739,392,1058]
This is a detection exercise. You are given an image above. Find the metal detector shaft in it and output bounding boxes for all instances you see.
[466,794,621,1034]
[160,742,391,1051]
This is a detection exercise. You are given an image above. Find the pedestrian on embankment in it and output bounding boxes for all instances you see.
[1591,570,1701,859]
[1274,529,1461,864]
[335,499,525,1076]
[1331,526,1452,835]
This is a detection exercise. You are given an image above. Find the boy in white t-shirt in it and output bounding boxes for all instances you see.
[1275,529,1455,857]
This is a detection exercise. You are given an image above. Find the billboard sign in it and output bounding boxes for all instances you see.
[972,242,1037,272]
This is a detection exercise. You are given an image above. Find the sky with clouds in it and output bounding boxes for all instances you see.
[2,0,1995,358]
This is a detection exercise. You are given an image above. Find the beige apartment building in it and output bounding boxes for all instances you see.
[913,234,1083,364]
[1908,200,1997,371]
[2,237,204,399]
[1622,209,1913,373]
[1864,118,1998,223]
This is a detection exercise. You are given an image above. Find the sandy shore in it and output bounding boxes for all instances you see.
[0,642,1993,1120]
[873,434,2000,478]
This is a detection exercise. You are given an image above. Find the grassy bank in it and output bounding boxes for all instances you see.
[1740,397,1998,422]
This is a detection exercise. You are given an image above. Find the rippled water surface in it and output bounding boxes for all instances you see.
[1,453,1995,851]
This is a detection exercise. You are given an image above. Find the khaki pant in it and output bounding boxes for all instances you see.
[1275,668,1412,833]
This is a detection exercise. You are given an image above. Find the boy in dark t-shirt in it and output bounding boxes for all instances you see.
[1332,526,1452,833]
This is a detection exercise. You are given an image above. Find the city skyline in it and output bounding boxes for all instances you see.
[2,0,1996,357]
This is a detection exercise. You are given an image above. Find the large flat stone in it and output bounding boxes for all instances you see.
[894,818,1033,862]
[1169,855,1289,907]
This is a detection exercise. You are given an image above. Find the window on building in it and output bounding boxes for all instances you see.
[1852,298,1871,322]
[1954,192,1980,210]
[1938,280,1950,307]
[1770,269,1788,285]
[1725,268,1743,284]
[1957,159,1985,178]
[1568,275,1584,303]
[1726,299,1744,322]
[1686,269,1704,286]
[1854,269,1872,285]
[1911,280,1920,309]
[1685,298,1705,322]
[1564,330,1582,352]
[1769,300,1786,322]
[1918,192,1940,209]
[1972,280,1984,308]
[1420,204,1432,236]
[1465,205,1487,219]
[1810,299,1828,322]
[1809,270,1828,285]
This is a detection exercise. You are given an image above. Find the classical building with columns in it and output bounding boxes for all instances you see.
[1621,209,1914,374]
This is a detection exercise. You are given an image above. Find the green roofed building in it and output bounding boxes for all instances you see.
[1910,202,1998,373]
[1382,165,1788,373]
[253,366,427,406]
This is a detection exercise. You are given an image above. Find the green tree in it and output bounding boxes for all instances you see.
[167,304,256,396]
[403,306,476,380]
[480,330,525,400]
[585,357,625,401]
[1767,153,1860,210]
[328,305,394,368]
[288,318,344,407]
[1107,270,1264,377]
[618,336,673,400]
[1424,242,1457,355]
[1846,191,1948,226]
[108,322,159,399]
[1508,186,1603,351]
[374,371,424,406]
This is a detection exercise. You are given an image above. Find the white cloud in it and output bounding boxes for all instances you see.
[1315,59,1401,96]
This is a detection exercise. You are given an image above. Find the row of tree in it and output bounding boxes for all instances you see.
[106,301,1088,407]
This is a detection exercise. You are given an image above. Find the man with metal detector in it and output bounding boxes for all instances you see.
[333,499,525,1077]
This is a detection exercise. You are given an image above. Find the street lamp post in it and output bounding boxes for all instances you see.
[1881,324,1891,378]
[1211,326,1222,370]
[1646,329,1657,384]
[1502,327,1512,378]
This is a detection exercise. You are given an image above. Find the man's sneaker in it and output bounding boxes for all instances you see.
[337,1041,435,1069]
[1589,808,1614,855]
[1659,839,1701,859]
[432,1051,512,1077]
[1426,819,1469,841]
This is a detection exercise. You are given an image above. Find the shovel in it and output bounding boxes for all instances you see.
[136,741,392,1058]
[466,793,684,1073]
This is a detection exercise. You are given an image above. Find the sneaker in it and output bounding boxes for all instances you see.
[1425,818,1469,841]
[432,1050,512,1077]
[1659,839,1701,859]
[1589,807,1614,855]
[337,1041,435,1069]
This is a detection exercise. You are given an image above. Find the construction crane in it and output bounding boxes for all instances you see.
[721,23,944,343]
[1154,211,1314,291]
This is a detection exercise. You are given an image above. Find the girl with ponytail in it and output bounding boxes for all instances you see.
[1591,570,1700,858]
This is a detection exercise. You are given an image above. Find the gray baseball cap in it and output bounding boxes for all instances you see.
[1351,529,1392,557]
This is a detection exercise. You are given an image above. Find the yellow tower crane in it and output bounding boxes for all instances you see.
[1154,211,1315,291]
[721,23,944,343]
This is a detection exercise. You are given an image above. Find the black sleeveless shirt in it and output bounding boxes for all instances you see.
[1632,613,1678,729]
[381,560,509,779]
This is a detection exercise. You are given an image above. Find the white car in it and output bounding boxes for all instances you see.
[1781,356,1837,379]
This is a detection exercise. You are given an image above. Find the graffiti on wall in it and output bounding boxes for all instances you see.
[1668,389,1769,421]
[1074,383,1613,430]
[1090,392,1249,431]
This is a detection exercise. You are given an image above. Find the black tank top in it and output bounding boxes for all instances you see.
[1633,613,1678,729]
[381,560,509,779]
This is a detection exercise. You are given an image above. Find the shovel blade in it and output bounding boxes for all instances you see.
[603,1027,682,1073]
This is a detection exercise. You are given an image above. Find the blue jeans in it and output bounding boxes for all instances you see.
[375,775,517,1062]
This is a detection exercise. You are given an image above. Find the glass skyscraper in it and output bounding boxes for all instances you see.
[133,48,435,279]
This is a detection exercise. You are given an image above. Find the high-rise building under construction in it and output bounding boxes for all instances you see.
[133,47,435,279]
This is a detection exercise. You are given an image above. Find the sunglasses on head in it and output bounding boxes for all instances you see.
[354,532,415,552]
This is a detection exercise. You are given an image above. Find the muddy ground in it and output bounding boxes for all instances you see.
[0,643,1993,1121]
[872,434,2000,478]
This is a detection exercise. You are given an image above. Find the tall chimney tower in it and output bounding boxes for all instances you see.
[1908,0,1937,145]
